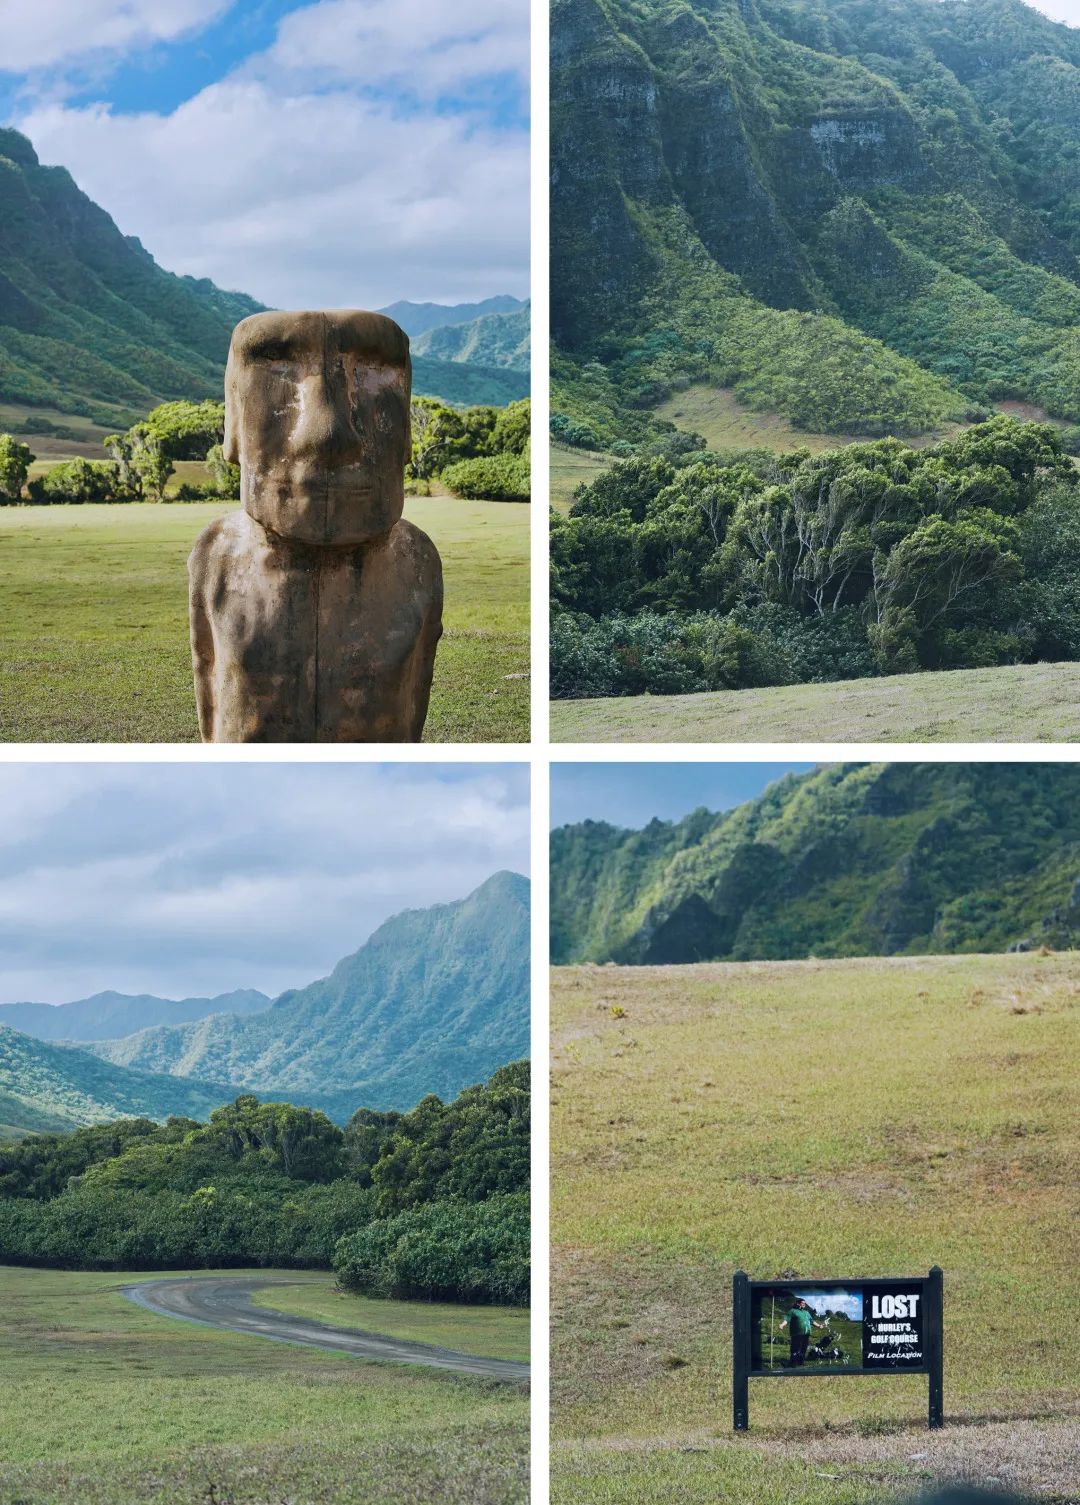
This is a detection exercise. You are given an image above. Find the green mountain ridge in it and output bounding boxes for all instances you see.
[0,989,271,1043]
[0,128,262,428]
[412,307,531,373]
[550,0,1080,447]
[550,764,1080,963]
[0,1027,241,1137]
[88,872,531,1113]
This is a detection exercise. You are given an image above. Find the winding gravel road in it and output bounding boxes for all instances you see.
[122,1275,529,1383]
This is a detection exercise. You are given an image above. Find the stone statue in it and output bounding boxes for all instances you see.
[188,310,442,742]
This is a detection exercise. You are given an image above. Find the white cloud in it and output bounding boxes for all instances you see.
[12,0,529,307]
[0,0,230,73]
[0,763,530,1003]
[262,0,529,96]
[1026,0,1080,22]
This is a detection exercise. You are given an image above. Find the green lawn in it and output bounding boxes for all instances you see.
[551,661,1080,744]
[252,1281,530,1361]
[0,498,528,743]
[0,1266,528,1505]
[551,952,1080,1503]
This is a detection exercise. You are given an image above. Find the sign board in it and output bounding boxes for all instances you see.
[732,1268,943,1430]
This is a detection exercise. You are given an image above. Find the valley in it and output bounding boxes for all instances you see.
[550,950,1080,1503]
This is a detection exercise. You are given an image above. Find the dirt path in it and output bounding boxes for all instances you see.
[122,1275,529,1383]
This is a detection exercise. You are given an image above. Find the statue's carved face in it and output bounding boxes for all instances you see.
[224,310,411,546]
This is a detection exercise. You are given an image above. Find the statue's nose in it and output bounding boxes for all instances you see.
[289,368,355,459]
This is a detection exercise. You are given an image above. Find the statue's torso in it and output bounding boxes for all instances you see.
[189,510,442,743]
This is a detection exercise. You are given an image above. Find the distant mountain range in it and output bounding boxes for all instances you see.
[551,765,1080,964]
[0,989,270,1042]
[0,128,528,433]
[0,873,530,1137]
[412,306,530,374]
[379,296,526,339]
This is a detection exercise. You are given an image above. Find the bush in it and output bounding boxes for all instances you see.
[442,452,531,500]
[333,1193,529,1304]
[26,459,122,504]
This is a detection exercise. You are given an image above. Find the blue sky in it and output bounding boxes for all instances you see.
[0,763,530,1005]
[0,0,529,308]
[550,763,816,830]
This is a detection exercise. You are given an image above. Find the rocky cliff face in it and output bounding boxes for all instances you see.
[551,0,1080,437]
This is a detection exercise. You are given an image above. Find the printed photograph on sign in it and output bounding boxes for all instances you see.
[752,1286,862,1372]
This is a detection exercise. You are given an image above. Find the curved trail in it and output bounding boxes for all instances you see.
[122,1276,529,1383]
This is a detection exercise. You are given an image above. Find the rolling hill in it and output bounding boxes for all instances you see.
[0,989,270,1043]
[550,763,1080,964]
[0,1027,240,1138]
[550,0,1080,450]
[86,872,531,1116]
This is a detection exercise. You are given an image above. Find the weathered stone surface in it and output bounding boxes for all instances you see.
[189,309,442,742]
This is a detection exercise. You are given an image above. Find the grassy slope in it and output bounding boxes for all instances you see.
[655,387,969,458]
[253,1283,530,1362]
[550,445,615,513]
[0,1266,528,1505]
[551,661,1080,745]
[0,498,528,743]
[551,953,1080,1503]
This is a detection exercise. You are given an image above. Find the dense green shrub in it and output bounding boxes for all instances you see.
[0,434,33,502]
[26,458,122,504]
[442,452,531,500]
[552,417,1080,697]
[0,1066,529,1286]
[334,1193,529,1305]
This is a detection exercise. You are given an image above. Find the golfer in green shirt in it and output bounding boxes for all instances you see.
[779,1298,821,1366]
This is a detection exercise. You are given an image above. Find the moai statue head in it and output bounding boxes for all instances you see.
[224,310,412,547]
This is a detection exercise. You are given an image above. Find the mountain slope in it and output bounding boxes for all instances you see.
[0,128,262,428]
[412,307,531,373]
[91,873,531,1112]
[550,764,1080,963]
[0,1027,241,1137]
[550,0,1080,448]
[410,354,529,406]
[0,990,270,1044]
[379,296,527,338]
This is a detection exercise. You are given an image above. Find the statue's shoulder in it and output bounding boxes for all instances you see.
[189,509,258,577]
[389,516,442,582]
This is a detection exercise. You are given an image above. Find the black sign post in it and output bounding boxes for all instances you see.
[732,1267,943,1431]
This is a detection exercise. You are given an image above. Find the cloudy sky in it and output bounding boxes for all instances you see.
[0,762,530,1005]
[550,763,815,830]
[0,0,529,309]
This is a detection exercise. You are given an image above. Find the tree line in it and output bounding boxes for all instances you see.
[0,397,530,506]
[0,1062,528,1306]
[552,417,1080,698]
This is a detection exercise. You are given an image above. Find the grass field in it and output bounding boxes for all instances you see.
[551,952,1080,1503]
[551,661,1080,744]
[0,1265,528,1505]
[0,498,528,743]
[654,386,969,458]
[550,444,614,512]
[253,1283,530,1361]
